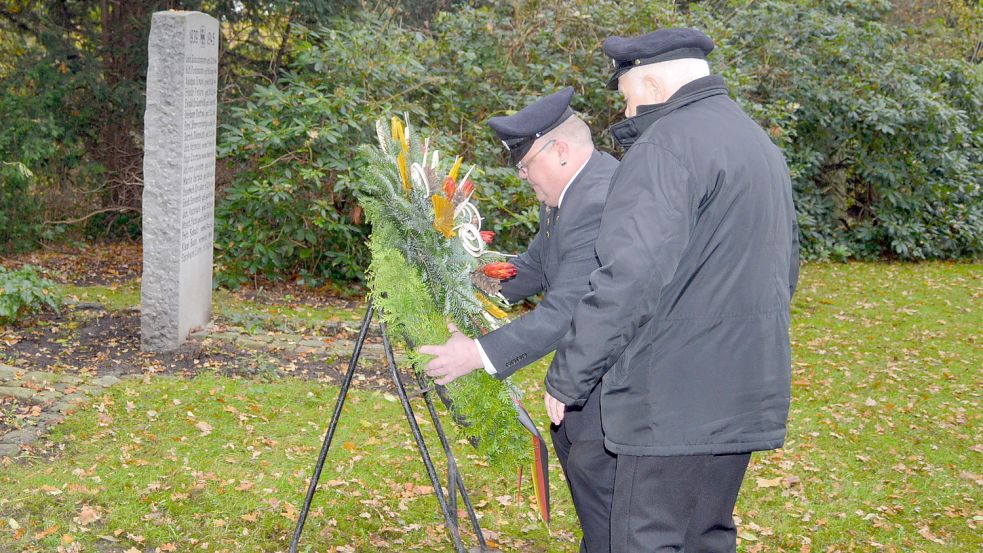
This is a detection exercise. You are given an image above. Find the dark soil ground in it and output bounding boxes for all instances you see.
[2,243,400,394]
[2,307,396,387]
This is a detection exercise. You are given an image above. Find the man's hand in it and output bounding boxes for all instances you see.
[419,323,483,385]
[545,391,566,426]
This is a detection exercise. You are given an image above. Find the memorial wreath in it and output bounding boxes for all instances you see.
[354,115,549,519]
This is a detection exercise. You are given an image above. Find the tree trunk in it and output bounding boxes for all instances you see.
[95,0,157,213]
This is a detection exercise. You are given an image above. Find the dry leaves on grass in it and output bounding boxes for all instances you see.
[73,505,102,527]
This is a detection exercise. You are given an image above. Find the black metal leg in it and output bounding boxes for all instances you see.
[380,322,467,553]
[399,331,488,550]
[413,370,489,551]
[448,462,458,524]
[290,304,487,553]
[289,301,375,553]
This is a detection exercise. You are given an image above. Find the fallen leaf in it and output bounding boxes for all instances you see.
[196,421,213,436]
[235,481,254,491]
[75,505,102,527]
[756,477,782,488]
[918,524,946,544]
[33,525,59,541]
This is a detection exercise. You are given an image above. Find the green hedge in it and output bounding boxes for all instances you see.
[214,0,980,285]
[713,0,982,260]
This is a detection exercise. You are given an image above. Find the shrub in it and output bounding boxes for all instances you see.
[702,0,982,260]
[214,19,433,287]
[217,0,982,285]
[0,265,62,325]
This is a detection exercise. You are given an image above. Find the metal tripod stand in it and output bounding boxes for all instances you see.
[288,299,489,553]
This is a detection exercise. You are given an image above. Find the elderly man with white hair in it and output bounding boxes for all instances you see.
[544,28,800,553]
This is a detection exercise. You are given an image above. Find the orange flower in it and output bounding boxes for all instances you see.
[460,180,474,198]
[443,176,457,199]
[431,195,456,238]
[480,230,495,244]
[481,262,516,280]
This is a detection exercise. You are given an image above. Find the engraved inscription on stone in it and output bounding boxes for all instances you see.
[180,52,217,263]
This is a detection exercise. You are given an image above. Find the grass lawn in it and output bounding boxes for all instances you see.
[1,262,980,552]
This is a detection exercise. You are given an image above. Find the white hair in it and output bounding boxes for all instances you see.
[543,114,594,150]
[624,58,710,98]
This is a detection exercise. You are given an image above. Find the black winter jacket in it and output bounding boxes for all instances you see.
[545,76,800,456]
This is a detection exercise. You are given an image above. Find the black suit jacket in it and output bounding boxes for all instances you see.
[477,151,618,380]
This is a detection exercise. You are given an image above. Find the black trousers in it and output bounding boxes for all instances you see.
[610,452,752,553]
[551,385,617,553]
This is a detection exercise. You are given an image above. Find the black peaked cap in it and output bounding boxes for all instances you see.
[603,28,714,90]
[487,87,575,164]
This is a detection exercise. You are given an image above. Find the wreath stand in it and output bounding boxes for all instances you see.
[288,299,489,553]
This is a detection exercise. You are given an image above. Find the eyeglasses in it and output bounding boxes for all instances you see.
[515,139,556,176]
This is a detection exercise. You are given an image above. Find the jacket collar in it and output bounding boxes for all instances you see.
[609,75,728,149]
[547,150,604,219]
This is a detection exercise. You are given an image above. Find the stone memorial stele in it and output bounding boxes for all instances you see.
[141,11,219,352]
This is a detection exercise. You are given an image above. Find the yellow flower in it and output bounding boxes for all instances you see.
[397,150,410,193]
[448,156,463,181]
[431,195,456,238]
[476,293,507,319]
[391,116,408,152]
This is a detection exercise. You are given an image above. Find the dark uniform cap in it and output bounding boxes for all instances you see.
[603,28,714,90]
[487,87,575,164]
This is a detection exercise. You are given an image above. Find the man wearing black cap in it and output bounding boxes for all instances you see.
[543,29,800,552]
[420,87,620,553]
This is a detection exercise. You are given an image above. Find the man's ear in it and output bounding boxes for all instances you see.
[553,139,570,160]
[642,73,665,104]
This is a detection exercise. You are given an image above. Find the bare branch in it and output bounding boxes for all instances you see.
[44,207,142,226]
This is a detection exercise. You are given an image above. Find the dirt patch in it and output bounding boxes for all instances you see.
[3,242,143,285]
[2,308,397,391]
[3,242,402,391]
[4,243,367,304]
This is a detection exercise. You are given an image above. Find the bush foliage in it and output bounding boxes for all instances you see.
[214,0,980,285]
[714,0,982,260]
[0,265,62,325]
[3,1,979,279]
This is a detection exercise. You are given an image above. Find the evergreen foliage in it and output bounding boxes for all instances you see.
[357,118,529,471]
[706,0,982,260]
[367,238,528,471]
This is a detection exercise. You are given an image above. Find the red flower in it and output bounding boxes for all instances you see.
[482,262,516,280]
[480,230,495,244]
[460,180,474,197]
[443,176,457,199]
